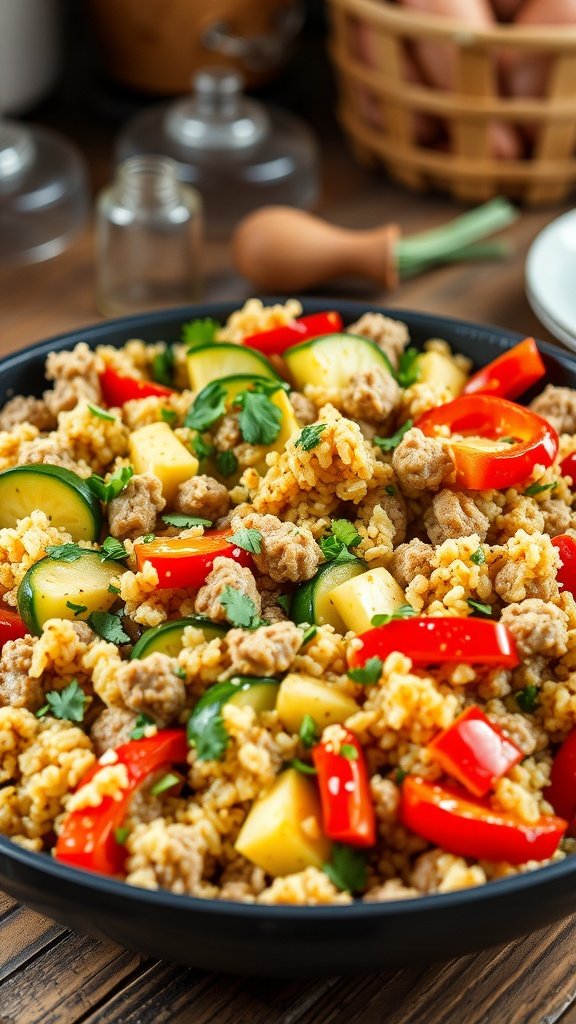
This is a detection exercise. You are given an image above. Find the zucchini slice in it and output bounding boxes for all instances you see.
[187,343,281,392]
[284,332,394,391]
[0,464,102,541]
[17,550,120,634]
[187,676,279,757]
[131,616,228,660]
[290,556,367,633]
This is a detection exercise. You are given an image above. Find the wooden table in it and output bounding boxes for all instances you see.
[2,54,576,1024]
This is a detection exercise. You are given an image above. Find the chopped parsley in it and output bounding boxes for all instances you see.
[277,594,290,615]
[162,514,212,529]
[234,389,282,445]
[65,600,87,617]
[226,527,262,555]
[525,481,557,497]
[395,767,408,786]
[347,656,383,686]
[114,826,130,846]
[215,450,238,477]
[300,624,317,647]
[219,587,266,629]
[290,758,318,776]
[191,434,214,462]
[500,436,519,445]
[385,485,397,496]
[323,844,367,894]
[174,666,186,680]
[299,714,318,749]
[371,605,416,627]
[295,423,327,451]
[374,419,413,452]
[45,544,84,562]
[185,381,227,432]
[99,536,129,563]
[340,743,358,761]
[320,519,361,561]
[161,407,177,425]
[130,712,155,740]
[108,582,121,595]
[36,680,86,723]
[467,598,493,617]
[88,403,116,422]
[470,547,486,566]
[396,349,421,388]
[181,317,219,349]
[141,534,155,544]
[88,610,131,645]
[151,345,175,388]
[150,772,181,797]
[87,465,134,504]
[517,684,539,714]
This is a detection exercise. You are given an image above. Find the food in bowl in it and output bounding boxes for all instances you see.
[1,297,576,907]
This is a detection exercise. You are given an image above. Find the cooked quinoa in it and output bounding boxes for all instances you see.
[1,299,576,906]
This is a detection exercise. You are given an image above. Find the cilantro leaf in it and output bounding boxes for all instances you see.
[277,594,290,614]
[347,656,383,686]
[161,407,177,425]
[235,390,282,445]
[162,514,212,528]
[299,714,319,749]
[467,598,493,617]
[470,547,486,566]
[66,600,87,617]
[191,434,214,462]
[219,586,265,629]
[141,534,155,543]
[320,520,361,561]
[187,690,230,761]
[395,767,408,785]
[46,544,84,562]
[87,465,134,504]
[517,684,539,714]
[185,381,227,432]
[373,419,413,452]
[114,826,130,845]
[396,348,421,388]
[37,680,86,723]
[290,758,318,775]
[295,423,327,451]
[88,403,116,422]
[150,772,181,796]
[88,610,131,644]
[181,317,220,349]
[99,536,129,563]
[151,345,175,388]
[226,527,262,555]
[323,844,367,893]
[385,485,397,496]
[215,450,238,477]
[108,582,121,595]
[525,481,557,497]
[130,712,155,740]
[341,743,358,760]
[371,605,416,627]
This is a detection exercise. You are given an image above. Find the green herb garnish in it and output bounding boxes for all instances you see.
[130,712,155,740]
[340,744,358,761]
[299,714,318,750]
[99,536,129,563]
[88,403,116,422]
[320,520,361,561]
[215,450,238,477]
[162,514,212,529]
[295,423,327,451]
[524,481,557,497]
[219,587,266,629]
[396,349,420,388]
[347,656,384,686]
[467,598,493,617]
[88,610,131,645]
[65,600,87,617]
[191,434,214,462]
[185,381,227,432]
[371,605,416,627]
[395,767,408,785]
[151,345,175,388]
[45,544,84,562]
[234,390,283,445]
[323,844,367,894]
[290,758,318,775]
[301,624,317,647]
[141,534,155,543]
[226,527,262,555]
[517,684,540,714]
[114,826,130,845]
[87,465,134,504]
[36,680,86,723]
[150,772,181,796]
[181,317,220,349]
[385,485,397,496]
[374,419,413,452]
[470,547,486,566]
[161,407,177,425]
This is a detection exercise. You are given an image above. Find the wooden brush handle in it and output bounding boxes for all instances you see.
[232,206,401,292]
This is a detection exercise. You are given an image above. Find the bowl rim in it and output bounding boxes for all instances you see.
[1,297,575,923]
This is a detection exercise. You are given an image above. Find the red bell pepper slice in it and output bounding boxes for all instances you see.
[428,707,523,798]
[100,367,174,406]
[55,730,188,875]
[0,608,28,647]
[546,729,576,826]
[242,311,343,356]
[416,394,559,490]
[312,730,376,847]
[463,338,546,401]
[560,451,576,482]
[348,618,519,671]
[551,534,576,598]
[400,776,567,864]
[134,529,253,589]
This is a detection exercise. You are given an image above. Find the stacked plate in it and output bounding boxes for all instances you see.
[526,209,576,351]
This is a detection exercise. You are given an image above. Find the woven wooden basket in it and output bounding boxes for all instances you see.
[327,0,576,204]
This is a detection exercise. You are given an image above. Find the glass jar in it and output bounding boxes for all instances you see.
[95,155,202,316]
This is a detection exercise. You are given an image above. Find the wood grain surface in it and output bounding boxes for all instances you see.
[1,20,575,1023]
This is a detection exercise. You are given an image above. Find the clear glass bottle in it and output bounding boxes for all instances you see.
[115,69,319,237]
[95,155,202,316]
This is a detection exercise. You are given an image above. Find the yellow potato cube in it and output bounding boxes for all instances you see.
[276,673,360,734]
[329,567,406,634]
[235,768,331,877]
[416,350,467,397]
[129,422,198,505]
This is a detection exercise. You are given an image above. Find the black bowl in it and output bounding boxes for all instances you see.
[1,298,576,977]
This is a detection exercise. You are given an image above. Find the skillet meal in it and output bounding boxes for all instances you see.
[1,298,576,905]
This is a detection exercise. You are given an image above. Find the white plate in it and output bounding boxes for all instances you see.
[526,209,576,351]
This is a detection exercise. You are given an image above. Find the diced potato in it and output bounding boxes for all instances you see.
[329,567,406,634]
[129,422,198,505]
[276,673,360,733]
[235,768,331,876]
[415,350,467,397]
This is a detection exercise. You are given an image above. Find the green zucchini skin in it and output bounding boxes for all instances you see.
[284,332,394,390]
[131,617,228,660]
[290,556,367,629]
[17,550,119,634]
[187,343,281,391]
[0,464,102,541]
